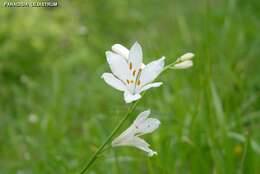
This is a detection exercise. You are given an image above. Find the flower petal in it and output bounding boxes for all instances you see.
[136,118,160,136]
[133,109,151,126]
[112,44,129,59]
[141,63,146,69]
[139,57,165,86]
[123,91,141,103]
[129,137,157,157]
[101,73,126,91]
[106,51,130,81]
[139,82,163,93]
[111,126,135,147]
[129,42,143,70]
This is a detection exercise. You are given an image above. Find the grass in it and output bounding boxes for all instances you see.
[0,0,259,173]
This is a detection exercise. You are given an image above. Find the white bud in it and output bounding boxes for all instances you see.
[179,52,194,61]
[173,60,193,69]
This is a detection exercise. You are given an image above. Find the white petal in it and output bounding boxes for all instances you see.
[129,137,157,157]
[123,91,141,103]
[133,109,151,126]
[111,132,158,157]
[101,73,126,91]
[139,82,163,93]
[129,42,143,70]
[139,57,165,86]
[111,126,135,147]
[173,60,193,69]
[112,44,129,59]
[106,51,130,81]
[148,151,158,157]
[136,118,160,136]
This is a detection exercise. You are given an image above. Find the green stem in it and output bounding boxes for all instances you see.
[161,60,179,74]
[79,101,139,174]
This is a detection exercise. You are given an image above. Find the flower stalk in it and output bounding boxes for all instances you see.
[162,52,194,73]
[80,101,139,174]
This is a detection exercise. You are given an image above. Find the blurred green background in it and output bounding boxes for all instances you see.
[0,0,260,173]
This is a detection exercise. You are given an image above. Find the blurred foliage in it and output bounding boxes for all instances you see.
[0,0,259,173]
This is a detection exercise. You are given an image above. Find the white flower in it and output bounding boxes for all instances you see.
[112,110,160,157]
[172,52,194,69]
[102,42,165,103]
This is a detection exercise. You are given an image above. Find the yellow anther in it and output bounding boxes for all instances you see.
[129,62,132,70]
[126,79,130,84]
[137,80,141,86]
[133,70,136,76]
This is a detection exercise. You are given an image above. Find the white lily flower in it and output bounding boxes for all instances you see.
[112,110,160,157]
[102,42,165,103]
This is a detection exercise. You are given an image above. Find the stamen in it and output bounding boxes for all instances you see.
[126,79,130,84]
[133,70,136,76]
[129,62,132,70]
[130,80,134,83]
[137,80,141,86]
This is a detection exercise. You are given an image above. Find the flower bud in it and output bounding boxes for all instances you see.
[173,60,193,69]
[179,52,194,61]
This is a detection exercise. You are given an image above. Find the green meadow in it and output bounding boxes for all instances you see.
[0,0,259,173]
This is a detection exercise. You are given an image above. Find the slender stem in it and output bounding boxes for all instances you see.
[161,60,178,74]
[98,145,111,155]
[80,101,139,174]
[239,132,250,174]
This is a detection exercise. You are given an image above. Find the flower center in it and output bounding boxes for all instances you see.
[126,61,142,90]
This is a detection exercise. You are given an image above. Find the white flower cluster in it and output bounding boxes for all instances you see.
[102,42,194,156]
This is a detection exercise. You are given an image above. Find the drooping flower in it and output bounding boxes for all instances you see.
[172,52,194,69]
[102,42,165,103]
[111,110,160,157]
